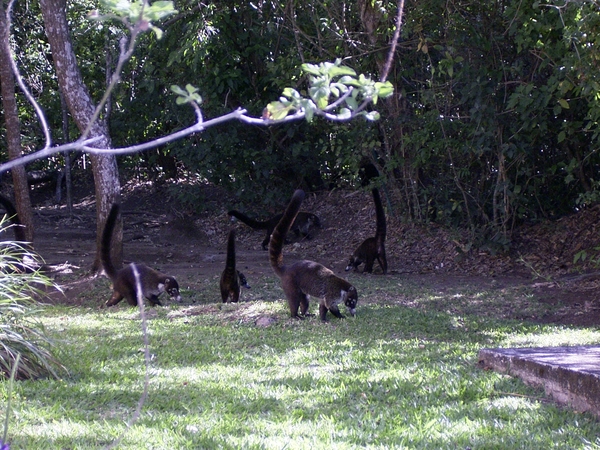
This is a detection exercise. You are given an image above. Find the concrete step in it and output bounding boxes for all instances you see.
[478,346,600,418]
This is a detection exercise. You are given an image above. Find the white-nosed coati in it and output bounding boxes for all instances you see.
[220,229,251,303]
[345,187,388,274]
[270,189,358,322]
[228,209,320,250]
[101,203,182,307]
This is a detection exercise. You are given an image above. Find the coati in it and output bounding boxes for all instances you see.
[101,203,182,307]
[219,229,251,303]
[346,187,388,274]
[270,189,358,321]
[228,209,320,250]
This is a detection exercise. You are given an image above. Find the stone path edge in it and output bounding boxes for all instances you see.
[478,346,600,418]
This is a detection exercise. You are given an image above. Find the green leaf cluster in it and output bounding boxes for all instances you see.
[266,59,393,122]
[171,84,202,106]
[90,0,177,39]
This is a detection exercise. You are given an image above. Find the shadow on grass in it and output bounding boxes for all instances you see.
[13,274,600,449]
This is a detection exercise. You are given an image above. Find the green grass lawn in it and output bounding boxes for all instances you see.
[3,273,600,449]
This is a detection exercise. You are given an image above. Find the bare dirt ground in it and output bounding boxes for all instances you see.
[16,179,600,327]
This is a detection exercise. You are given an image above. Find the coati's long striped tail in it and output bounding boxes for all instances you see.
[222,229,238,281]
[372,188,388,274]
[227,210,272,229]
[269,190,305,277]
[101,204,120,280]
[372,188,386,242]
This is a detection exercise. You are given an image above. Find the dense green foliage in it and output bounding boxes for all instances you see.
[3,274,600,448]
[390,0,600,247]
[4,0,600,246]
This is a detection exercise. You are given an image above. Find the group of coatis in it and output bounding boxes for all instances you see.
[0,187,387,322]
[226,188,388,321]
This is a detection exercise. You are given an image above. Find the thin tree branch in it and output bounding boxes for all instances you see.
[0,137,102,173]
[4,0,52,148]
[380,0,405,83]
[81,30,140,140]
[1,1,395,173]
[0,97,382,172]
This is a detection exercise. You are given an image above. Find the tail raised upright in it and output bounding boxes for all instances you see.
[220,229,243,303]
[100,202,182,307]
[268,189,305,276]
[345,187,388,274]
[372,188,388,274]
[227,210,271,230]
[101,203,120,280]
[269,189,358,321]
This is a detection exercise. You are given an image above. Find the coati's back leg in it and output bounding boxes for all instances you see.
[376,255,387,274]
[299,292,310,316]
[220,285,235,303]
[106,290,125,307]
[223,286,240,303]
[363,256,376,273]
[283,284,309,318]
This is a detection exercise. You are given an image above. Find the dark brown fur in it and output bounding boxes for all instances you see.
[228,209,320,250]
[220,229,250,302]
[270,190,357,321]
[346,188,388,274]
[101,204,181,307]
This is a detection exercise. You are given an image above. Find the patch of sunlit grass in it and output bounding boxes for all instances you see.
[2,273,600,448]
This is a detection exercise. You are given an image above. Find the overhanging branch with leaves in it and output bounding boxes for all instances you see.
[0,0,395,174]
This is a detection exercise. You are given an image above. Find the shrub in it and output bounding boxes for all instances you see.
[0,220,66,380]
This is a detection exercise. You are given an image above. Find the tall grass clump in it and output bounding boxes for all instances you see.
[0,220,66,380]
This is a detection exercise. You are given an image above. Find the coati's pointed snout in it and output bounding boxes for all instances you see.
[165,278,182,302]
[238,271,251,289]
[345,256,360,272]
[345,286,358,315]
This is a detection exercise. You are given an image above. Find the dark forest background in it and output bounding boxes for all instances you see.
[3,0,600,252]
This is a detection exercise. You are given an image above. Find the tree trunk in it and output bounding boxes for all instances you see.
[39,0,122,272]
[0,0,35,243]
